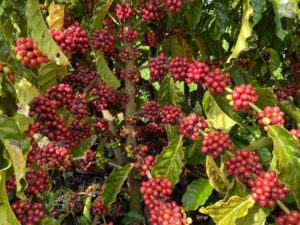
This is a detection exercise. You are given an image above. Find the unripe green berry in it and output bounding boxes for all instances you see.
[3,66,11,74]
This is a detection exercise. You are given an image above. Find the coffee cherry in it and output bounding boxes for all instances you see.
[127,71,140,84]
[91,84,115,110]
[140,0,164,21]
[42,117,71,142]
[115,4,135,20]
[63,69,97,93]
[134,142,155,158]
[169,57,190,81]
[26,139,41,167]
[142,101,161,122]
[11,200,45,225]
[14,38,49,68]
[91,29,115,53]
[201,130,233,159]
[92,198,108,216]
[37,143,71,169]
[140,177,172,207]
[137,155,156,177]
[179,113,208,141]
[248,171,289,207]
[135,123,167,141]
[231,84,258,110]
[115,67,126,80]
[68,94,90,120]
[29,95,58,121]
[25,169,51,196]
[68,22,90,54]
[233,56,251,68]
[67,193,84,212]
[275,84,300,103]
[186,60,209,84]
[141,31,162,48]
[204,68,231,95]
[149,53,169,82]
[276,211,300,225]
[67,120,93,149]
[290,129,300,139]
[6,174,16,193]
[162,0,183,13]
[148,201,190,225]
[50,29,75,55]
[103,17,114,30]
[45,84,73,107]
[95,118,109,132]
[258,106,285,131]
[125,30,139,42]
[224,149,263,183]
[160,105,183,125]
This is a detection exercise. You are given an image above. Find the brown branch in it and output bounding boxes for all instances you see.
[129,110,144,116]
[132,65,149,73]
[130,19,146,31]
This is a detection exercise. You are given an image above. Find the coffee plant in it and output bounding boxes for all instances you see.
[0,0,299,225]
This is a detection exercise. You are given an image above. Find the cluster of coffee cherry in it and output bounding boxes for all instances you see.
[149,53,169,82]
[115,4,135,20]
[179,113,208,141]
[11,200,45,225]
[92,198,108,216]
[134,155,156,176]
[228,84,258,110]
[63,69,97,93]
[0,62,15,83]
[141,31,162,48]
[160,105,183,125]
[275,84,300,103]
[142,100,161,122]
[67,193,84,212]
[134,142,155,158]
[290,129,300,139]
[276,210,300,225]
[24,169,51,196]
[81,149,97,171]
[14,38,49,68]
[258,106,285,131]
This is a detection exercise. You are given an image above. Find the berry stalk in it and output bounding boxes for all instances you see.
[276,200,291,215]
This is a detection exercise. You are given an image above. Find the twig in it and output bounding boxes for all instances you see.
[129,110,144,116]
[276,200,290,215]
[108,12,121,27]
[92,215,100,225]
[132,65,149,73]
[146,170,152,179]
[130,19,146,31]
[114,44,125,52]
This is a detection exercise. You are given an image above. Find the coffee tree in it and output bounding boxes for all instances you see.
[0,0,299,224]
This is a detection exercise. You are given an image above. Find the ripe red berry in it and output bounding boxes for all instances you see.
[25,169,51,196]
[92,198,108,216]
[160,105,183,125]
[141,31,162,48]
[275,84,300,103]
[142,101,161,122]
[179,113,208,141]
[134,142,155,158]
[63,69,97,93]
[186,60,209,84]
[225,149,263,183]
[91,29,115,53]
[115,4,135,20]
[248,171,289,207]
[45,84,73,107]
[231,84,258,110]
[68,94,90,120]
[125,30,139,42]
[169,56,190,81]
[6,174,16,193]
[290,129,300,139]
[140,0,164,21]
[276,210,300,225]
[67,193,84,212]
[162,0,183,13]
[204,68,231,95]
[201,130,233,159]
[258,106,285,131]
[149,53,169,82]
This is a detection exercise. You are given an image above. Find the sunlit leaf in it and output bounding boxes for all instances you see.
[46,2,65,30]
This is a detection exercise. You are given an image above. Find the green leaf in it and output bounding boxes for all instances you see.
[39,214,69,225]
[215,0,230,39]
[206,155,231,194]
[236,202,271,225]
[256,148,272,167]
[182,178,213,211]
[14,113,34,133]
[71,135,97,157]
[121,211,143,225]
[15,78,39,108]
[252,0,267,25]
[185,0,202,31]
[102,163,133,208]
[92,0,114,31]
[171,37,184,58]
[0,170,21,225]
[269,0,288,40]
[166,125,178,141]
[0,30,34,80]
[229,66,255,85]
[203,91,237,132]
[187,136,203,158]
[278,101,300,128]
[200,195,255,225]
[82,196,92,223]
[246,137,273,150]
[268,126,300,207]
[38,61,57,93]
[184,142,206,166]
[95,51,120,89]
[226,0,254,63]
[224,180,247,201]
[152,135,184,185]
[273,0,300,19]
[0,115,31,199]
[254,87,276,109]
[25,0,70,65]
[264,48,280,73]
[0,74,18,117]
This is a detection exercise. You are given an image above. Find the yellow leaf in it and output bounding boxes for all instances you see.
[46,3,65,30]
[56,65,68,79]
[181,37,195,62]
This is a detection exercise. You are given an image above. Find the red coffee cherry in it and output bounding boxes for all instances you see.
[135,155,156,177]
[230,84,258,110]
[115,4,135,20]
[6,174,16,193]
[169,56,190,81]
[160,105,183,125]
[140,177,172,207]
[127,71,140,84]
[140,0,164,21]
[91,29,115,53]
[186,60,209,84]
[224,149,263,183]
[68,94,90,120]
[248,171,290,207]
[25,169,51,196]
[201,130,233,159]
[63,69,97,93]
[125,30,139,42]
[141,31,162,48]
[204,68,231,95]
[67,193,84,212]
[92,198,108,216]
[149,53,169,82]
[258,106,285,131]
[29,95,58,121]
[14,38,49,68]
[134,142,155,158]
[276,210,300,225]
[45,84,73,107]
[142,101,161,122]
[162,0,183,13]
[179,113,208,141]
[290,129,300,139]
[275,84,300,103]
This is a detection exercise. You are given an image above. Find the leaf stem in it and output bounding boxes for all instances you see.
[249,102,262,113]
[198,129,208,136]
[225,150,234,157]
[224,86,233,93]
[108,12,121,27]
[276,200,290,215]
[92,215,99,225]
[102,215,107,224]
